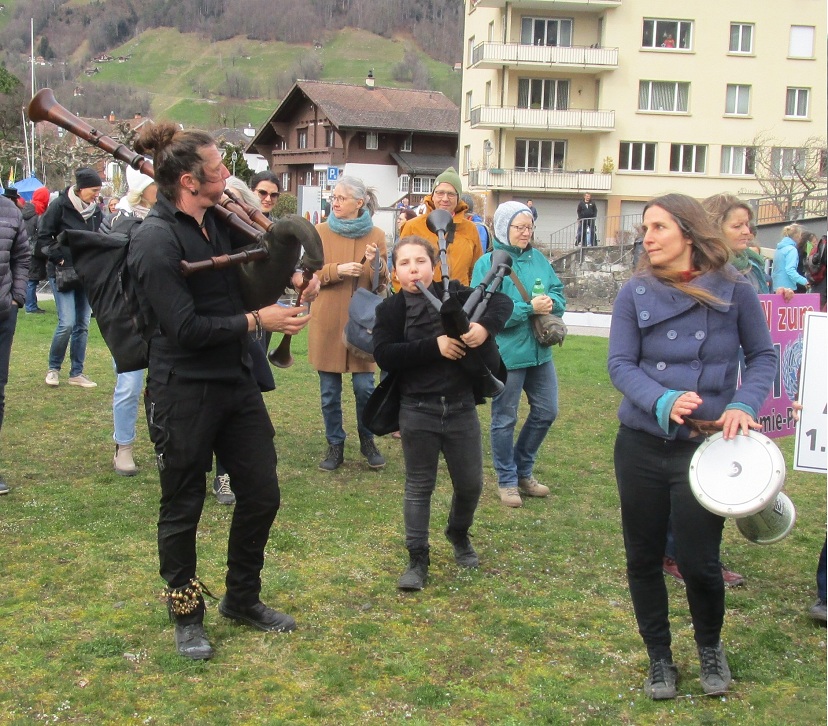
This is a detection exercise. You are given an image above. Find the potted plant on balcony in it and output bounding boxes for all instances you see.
[601,156,615,175]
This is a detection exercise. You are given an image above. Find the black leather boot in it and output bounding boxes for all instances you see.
[398,548,430,590]
[445,526,479,568]
[319,443,345,471]
[164,581,213,660]
[359,434,386,469]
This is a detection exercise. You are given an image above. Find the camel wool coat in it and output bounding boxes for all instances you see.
[307,222,388,374]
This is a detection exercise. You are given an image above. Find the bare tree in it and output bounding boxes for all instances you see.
[750,132,827,220]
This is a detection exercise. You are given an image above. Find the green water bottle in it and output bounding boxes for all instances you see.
[532,278,545,297]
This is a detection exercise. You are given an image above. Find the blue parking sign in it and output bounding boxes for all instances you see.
[327,167,339,183]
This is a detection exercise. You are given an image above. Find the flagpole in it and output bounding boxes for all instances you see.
[29,17,36,178]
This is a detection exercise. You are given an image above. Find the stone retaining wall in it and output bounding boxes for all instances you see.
[550,245,636,313]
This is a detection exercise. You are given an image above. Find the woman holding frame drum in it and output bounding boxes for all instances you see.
[608,194,776,700]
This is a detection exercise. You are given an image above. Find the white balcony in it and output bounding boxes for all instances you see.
[469,168,612,193]
[471,0,621,10]
[470,105,615,132]
[471,42,618,72]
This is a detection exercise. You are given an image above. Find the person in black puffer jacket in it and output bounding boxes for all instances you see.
[38,168,102,388]
[22,186,50,314]
[0,193,31,493]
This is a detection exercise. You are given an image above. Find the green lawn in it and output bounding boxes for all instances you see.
[0,308,825,724]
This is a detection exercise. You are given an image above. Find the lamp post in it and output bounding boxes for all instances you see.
[231,151,238,177]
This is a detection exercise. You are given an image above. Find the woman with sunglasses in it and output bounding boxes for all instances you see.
[249,170,281,219]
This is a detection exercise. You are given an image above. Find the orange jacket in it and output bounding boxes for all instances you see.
[395,195,482,288]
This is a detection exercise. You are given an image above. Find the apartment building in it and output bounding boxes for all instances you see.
[459,1,826,243]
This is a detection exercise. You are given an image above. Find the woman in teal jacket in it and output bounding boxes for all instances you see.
[772,223,809,293]
[472,201,565,508]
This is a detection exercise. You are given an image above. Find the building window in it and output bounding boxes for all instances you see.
[484,81,491,105]
[729,23,754,53]
[411,176,435,194]
[520,17,572,47]
[642,18,692,50]
[788,26,815,58]
[725,84,751,115]
[618,141,657,172]
[279,139,288,150]
[820,149,827,178]
[304,171,313,186]
[398,175,410,193]
[488,21,495,42]
[639,81,689,113]
[400,135,412,153]
[281,172,290,191]
[463,145,471,172]
[772,147,805,177]
[467,35,475,63]
[366,131,378,150]
[785,87,809,118]
[670,144,707,173]
[317,171,326,187]
[297,129,307,149]
[514,138,566,172]
[517,78,570,110]
[325,128,336,147]
[465,91,473,120]
[721,146,756,175]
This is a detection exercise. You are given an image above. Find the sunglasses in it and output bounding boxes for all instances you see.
[256,189,280,201]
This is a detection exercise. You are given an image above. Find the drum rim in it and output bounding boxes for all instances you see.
[689,430,787,517]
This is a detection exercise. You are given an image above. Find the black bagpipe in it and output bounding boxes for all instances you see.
[414,209,512,398]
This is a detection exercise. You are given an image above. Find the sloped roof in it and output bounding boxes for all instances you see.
[295,81,458,133]
[249,81,459,149]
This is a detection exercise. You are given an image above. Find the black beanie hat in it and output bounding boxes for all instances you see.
[2,187,20,201]
[75,167,102,189]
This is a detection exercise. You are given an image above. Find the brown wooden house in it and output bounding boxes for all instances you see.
[246,78,460,206]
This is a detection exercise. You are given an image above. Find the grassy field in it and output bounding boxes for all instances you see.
[0,306,825,724]
[84,27,461,128]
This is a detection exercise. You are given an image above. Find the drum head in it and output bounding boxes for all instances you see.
[689,430,786,517]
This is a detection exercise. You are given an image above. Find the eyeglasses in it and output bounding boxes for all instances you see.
[433,191,458,199]
[256,189,280,201]
[330,195,354,204]
[510,224,535,234]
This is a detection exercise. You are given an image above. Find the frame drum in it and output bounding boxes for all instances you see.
[688,430,786,517]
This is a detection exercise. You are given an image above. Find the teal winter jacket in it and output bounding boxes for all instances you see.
[471,240,565,370]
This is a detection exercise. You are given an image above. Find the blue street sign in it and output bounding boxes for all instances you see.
[327,166,339,182]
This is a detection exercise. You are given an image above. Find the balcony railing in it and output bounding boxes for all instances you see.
[270,148,346,165]
[469,168,612,193]
[471,0,621,10]
[471,42,618,71]
[470,105,615,132]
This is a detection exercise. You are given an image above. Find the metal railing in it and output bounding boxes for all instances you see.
[746,188,827,225]
[535,213,643,255]
[471,42,619,69]
[470,105,615,132]
[469,168,612,192]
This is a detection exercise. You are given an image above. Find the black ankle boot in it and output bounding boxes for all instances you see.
[319,443,344,471]
[445,526,479,568]
[398,548,430,590]
[359,434,386,469]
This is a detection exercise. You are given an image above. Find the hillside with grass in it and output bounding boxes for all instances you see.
[79,27,461,128]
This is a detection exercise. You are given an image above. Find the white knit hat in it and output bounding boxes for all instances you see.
[493,201,533,245]
[126,165,154,196]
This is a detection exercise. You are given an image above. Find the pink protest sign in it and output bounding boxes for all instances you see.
[755,294,821,439]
